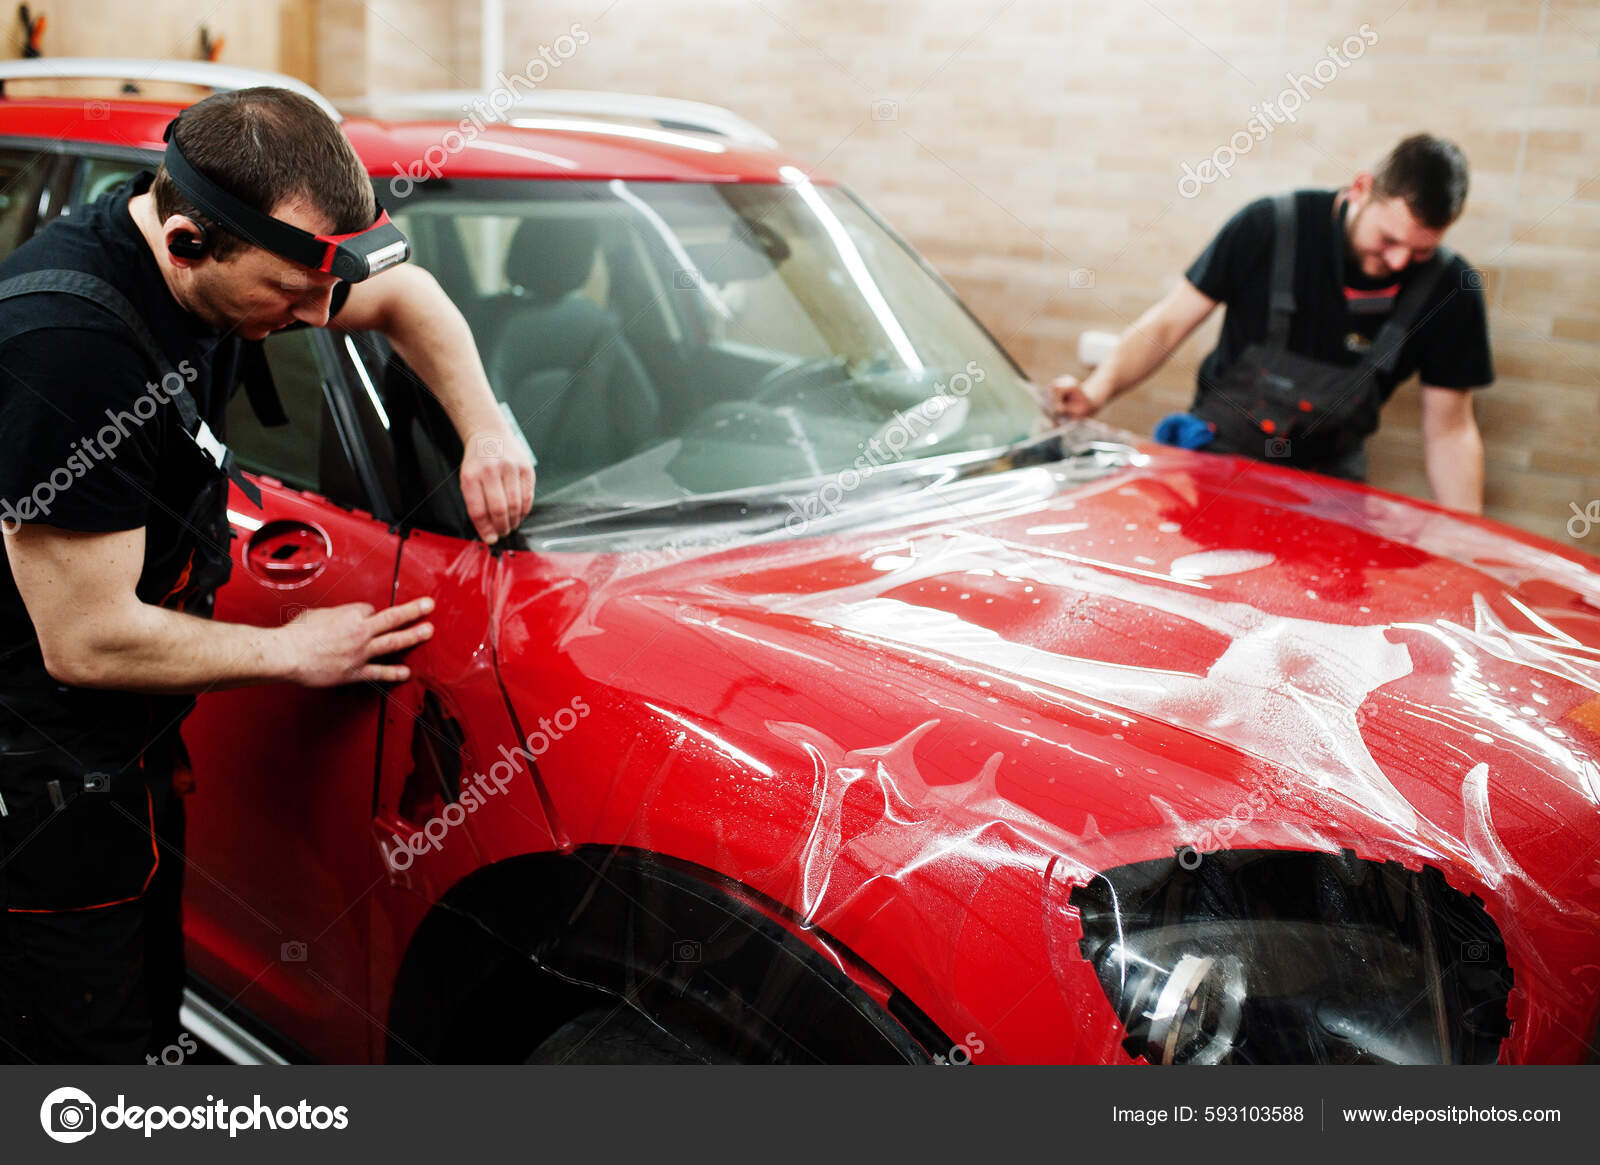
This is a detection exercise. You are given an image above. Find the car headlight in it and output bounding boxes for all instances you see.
[1066,849,1513,1064]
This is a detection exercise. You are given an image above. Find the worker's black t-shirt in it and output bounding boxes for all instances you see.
[0,171,347,663]
[0,173,237,534]
[1184,188,1494,407]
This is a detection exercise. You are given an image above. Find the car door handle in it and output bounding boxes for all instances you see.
[244,520,330,585]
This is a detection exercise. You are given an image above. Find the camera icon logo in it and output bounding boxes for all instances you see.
[40,1087,97,1143]
[281,940,308,962]
[672,939,702,964]
[871,99,898,121]
[1460,940,1490,962]
[83,101,110,122]
[1067,267,1096,289]
[673,268,701,290]
[1460,268,1485,291]
[1265,436,1292,459]
[474,434,504,460]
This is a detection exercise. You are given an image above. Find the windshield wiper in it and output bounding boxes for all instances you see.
[523,425,1135,539]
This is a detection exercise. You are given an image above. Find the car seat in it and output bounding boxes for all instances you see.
[484,218,662,489]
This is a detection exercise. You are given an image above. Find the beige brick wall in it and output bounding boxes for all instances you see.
[3,1,314,93]
[27,0,1600,547]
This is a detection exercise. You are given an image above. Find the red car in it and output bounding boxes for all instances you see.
[3,61,1599,1066]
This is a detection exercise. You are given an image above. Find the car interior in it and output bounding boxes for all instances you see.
[384,182,1040,511]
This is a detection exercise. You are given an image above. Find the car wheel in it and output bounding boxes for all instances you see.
[387,850,945,1064]
[524,1005,738,1065]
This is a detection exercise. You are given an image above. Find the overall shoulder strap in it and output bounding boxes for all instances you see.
[1363,248,1455,378]
[0,269,199,431]
[1264,192,1298,351]
[0,268,262,506]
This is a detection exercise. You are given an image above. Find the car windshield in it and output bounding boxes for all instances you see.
[385,176,1053,520]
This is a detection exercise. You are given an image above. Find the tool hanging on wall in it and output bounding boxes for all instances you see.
[199,26,224,63]
[17,5,45,58]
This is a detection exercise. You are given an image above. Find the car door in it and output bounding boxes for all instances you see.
[176,324,405,1064]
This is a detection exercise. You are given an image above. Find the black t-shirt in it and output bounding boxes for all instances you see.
[0,173,238,535]
[1184,188,1494,405]
[0,171,345,661]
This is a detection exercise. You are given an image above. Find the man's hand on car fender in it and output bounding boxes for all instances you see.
[460,423,536,543]
[283,598,435,687]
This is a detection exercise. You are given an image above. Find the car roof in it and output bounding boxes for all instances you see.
[0,97,835,185]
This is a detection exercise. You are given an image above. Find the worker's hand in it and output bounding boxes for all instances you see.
[459,421,536,544]
[1049,374,1109,421]
[282,597,435,687]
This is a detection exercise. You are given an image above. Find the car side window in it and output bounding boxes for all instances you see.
[223,330,326,493]
[0,148,54,260]
[71,156,142,207]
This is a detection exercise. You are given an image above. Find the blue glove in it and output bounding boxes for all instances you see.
[1154,412,1215,450]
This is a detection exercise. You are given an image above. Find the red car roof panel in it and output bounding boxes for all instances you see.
[0,98,832,184]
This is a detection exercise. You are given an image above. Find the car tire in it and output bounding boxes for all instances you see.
[387,850,945,1064]
[524,1005,739,1065]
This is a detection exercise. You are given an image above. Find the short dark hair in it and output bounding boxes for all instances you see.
[152,87,374,262]
[1372,134,1470,230]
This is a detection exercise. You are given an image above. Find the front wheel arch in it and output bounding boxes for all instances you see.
[384,847,950,1064]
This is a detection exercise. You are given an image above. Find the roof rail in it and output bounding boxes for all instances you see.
[341,88,778,149]
[0,57,341,121]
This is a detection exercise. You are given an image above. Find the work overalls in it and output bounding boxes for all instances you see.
[0,270,255,1063]
[1191,193,1452,480]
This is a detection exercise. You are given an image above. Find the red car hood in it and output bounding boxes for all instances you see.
[523,442,1600,920]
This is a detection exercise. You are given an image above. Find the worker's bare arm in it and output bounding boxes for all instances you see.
[4,522,433,693]
[335,264,534,543]
[1051,279,1219,420]
[1419,384,1485,515]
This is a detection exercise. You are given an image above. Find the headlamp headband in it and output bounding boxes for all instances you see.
[160,115,409,283]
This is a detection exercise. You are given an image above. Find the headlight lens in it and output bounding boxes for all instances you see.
[1067,850,1513,1064]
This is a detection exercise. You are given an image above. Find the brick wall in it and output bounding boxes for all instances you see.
[4,0,313,91]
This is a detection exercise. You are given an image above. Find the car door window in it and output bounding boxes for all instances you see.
[223,329,328,493]
[0,148,54,259]
[71,155,144,207]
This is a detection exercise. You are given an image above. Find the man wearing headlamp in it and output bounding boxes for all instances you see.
[0,87,533,1063]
